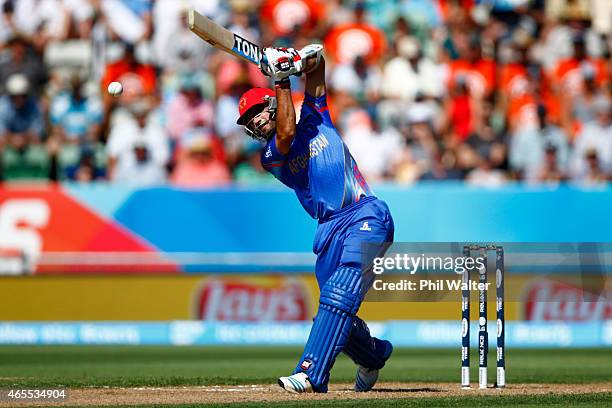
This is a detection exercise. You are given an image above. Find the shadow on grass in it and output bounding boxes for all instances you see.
[337,387,442,393]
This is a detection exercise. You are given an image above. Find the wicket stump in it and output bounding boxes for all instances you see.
[461,244,505,389]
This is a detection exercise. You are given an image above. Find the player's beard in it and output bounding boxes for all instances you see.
[245,114,276,143]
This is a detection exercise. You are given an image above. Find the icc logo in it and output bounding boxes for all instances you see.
[300,360,312,370]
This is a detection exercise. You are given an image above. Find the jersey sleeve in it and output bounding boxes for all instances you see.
[299,92,333,126]
[261,136,286,179]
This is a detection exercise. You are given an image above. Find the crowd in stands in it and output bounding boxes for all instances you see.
[0,0,610,187]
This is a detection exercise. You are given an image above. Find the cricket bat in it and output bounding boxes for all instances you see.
[188,10,262,65]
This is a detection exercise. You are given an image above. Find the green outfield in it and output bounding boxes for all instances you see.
[112,395,612,408]
[0,346,610,407]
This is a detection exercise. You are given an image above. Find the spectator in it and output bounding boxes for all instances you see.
[227,4,259,46]
[380,37,444,102]
[101,42,157,100]
[0,74,43,144]
[325,0,353,26]
[0,35,47,95]
[580,149,609,185]
[215,58,267,97]
[342,109,400,182]
[420,150,464,181]
[260,0,323,39]
[570,96,612,180]
[571,66,609,125]
[64,145,106,182]
[214,77,252,164]
[509,105,570,181]
[159,8,209,73]
[466,155,507,188]
[392,147,420,185]
[393,109,438,183]
[166,74,214,145]
[324,1,387,65]
[535,144,567,183]
[152,0,223,68]
[444,76,477,143]
[106,101,169,186]
[171,133,231,188]
[3,0,71,48]
[0,0,16,43]
[50,75,103,143]
[0,74,48,180]
[330,56,381,114]
[446,36,496,100]
[553,35,608,97]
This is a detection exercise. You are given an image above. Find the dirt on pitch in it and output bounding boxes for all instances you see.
[5,382,610,406]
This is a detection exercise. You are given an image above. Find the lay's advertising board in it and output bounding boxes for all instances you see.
[0,274,608,322]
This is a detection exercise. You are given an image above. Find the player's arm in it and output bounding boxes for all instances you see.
[275,80,296,155]
[305,56,326,98]
[260,45,323,154]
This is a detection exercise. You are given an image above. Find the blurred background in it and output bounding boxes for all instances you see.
[0,0,610,348]
[0,0,610,185]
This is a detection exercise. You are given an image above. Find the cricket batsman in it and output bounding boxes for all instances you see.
[235,45,395,393]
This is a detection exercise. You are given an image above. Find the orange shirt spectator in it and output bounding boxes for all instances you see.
[554,58,608,96]
[553,37,608,96]
[448,59,496,99]
[507,92,561,132]
[500,63,530,100]
[260,0,323,36]
[102,44,157,97]
[324,22,387,65]
[501,63,559,131]
[449,93,472,142]
[447,78,474,142]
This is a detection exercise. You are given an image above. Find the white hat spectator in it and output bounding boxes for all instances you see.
[406,101,435,125]
[397,37,419,59]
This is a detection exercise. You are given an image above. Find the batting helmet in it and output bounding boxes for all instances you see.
[236,87,275,125]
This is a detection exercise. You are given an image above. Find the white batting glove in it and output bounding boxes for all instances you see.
[298,44,324,73]
[260,47,301,84]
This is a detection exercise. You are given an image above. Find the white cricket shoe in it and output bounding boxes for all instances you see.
[355,366,379,392]
[278,372,314,393]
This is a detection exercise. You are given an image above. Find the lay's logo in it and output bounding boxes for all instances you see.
[195,278,310,321]
[523,279,611,321]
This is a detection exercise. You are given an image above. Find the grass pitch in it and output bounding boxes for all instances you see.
[0,346,609,407]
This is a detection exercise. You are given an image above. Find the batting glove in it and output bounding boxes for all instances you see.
[298,44,324,73]
[260,47,301,84]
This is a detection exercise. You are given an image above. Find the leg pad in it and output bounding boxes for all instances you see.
[343,317,391,370]
[293,266,363,392]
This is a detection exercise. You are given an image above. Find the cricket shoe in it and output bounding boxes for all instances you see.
[355,339,393,392]
[278,372,313,393]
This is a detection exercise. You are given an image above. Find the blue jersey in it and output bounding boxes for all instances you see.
[261,93,373,220]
